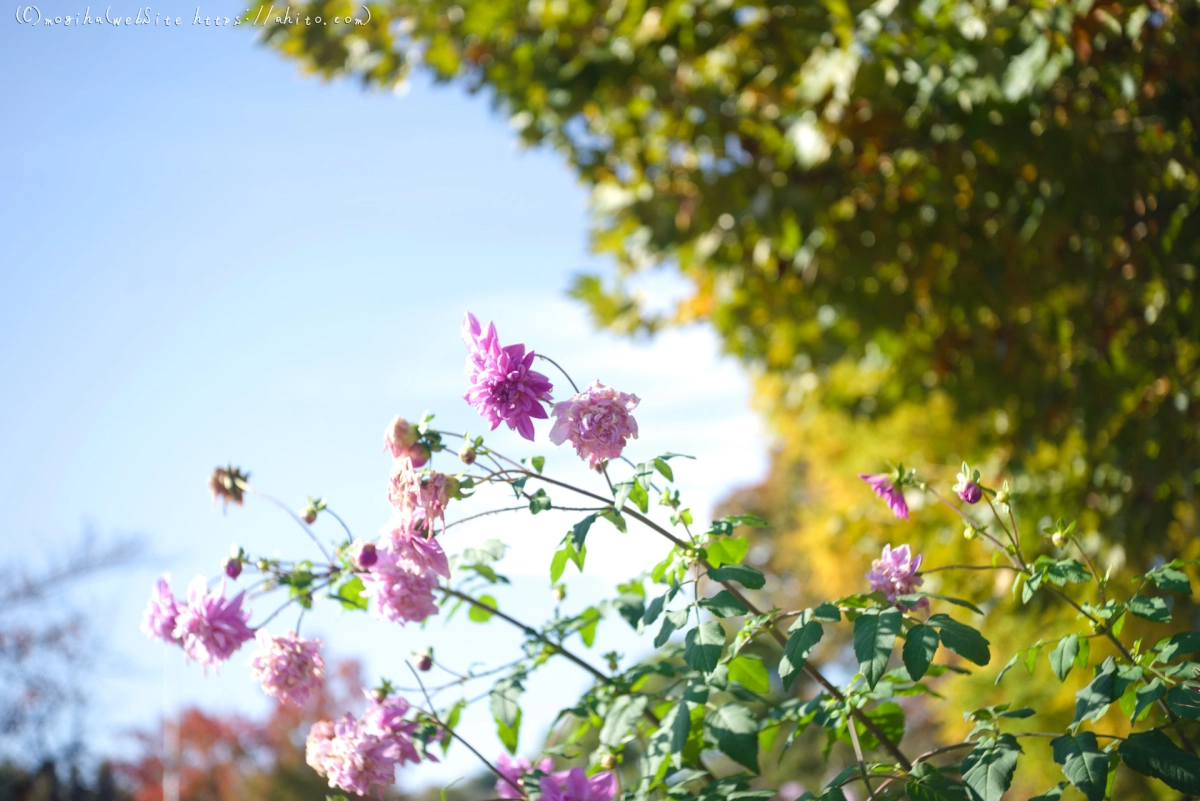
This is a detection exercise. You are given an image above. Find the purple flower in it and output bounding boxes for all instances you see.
[954,466,983,504]
[142,576,182,644]
[462,312,553,441]
[361,540,441,626]
[172,576,255,670]
[248,629,325,707]
[306,696,426,797]
[866,544,927,609]
[549,381,640,469]
[495,754,555,799]
[859,473,909,520]
[539,767,618,801]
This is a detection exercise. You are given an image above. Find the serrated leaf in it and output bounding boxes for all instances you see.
[961,734,1022,801]
[853,608,901,690]
[903,623,940,681]
[1049,635,1079,682]
[684,621,726,674]
[600,694,647,747]
[728,655,770,694]
[1118,729,1200,794]
[1051,732,1107,801]
[699,589,749,618]
[706,703,759,773]
[930,614,991,666]
[708,564,766,590]
[780,619,824,690]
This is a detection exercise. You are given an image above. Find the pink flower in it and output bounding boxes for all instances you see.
[495,754,555,799]
[549,381,640,469]
[383,415,429,467]
[171,576,255,670]
[859,473,909,520]
[361,542,441,626]
[306,696,426,797]
[539,767,618,801]
[866,544,927,609]
[248,629,325,707]
[954,466,983,504]
[462,312,553,441]
[388,459,453,532]
[385,522,450,580]
[142,576,182,644]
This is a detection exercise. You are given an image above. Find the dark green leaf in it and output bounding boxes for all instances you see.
[1049,635,1079,682]
[1149,566,1191,594]
[903,624,941,681]
[1027,783,1066,801]
[930,614,991,666]
[571,514,596,549]
[653,457,674,482]
[655,609,688,648]
[780,619,824,690]
[708,564,766,590]
[1167,686,1200,720]
[528,488,552,514]
[1128,595,1172,623]
[1073,658,1118,724]
[706,703,759,773]
[490,677,523,753]
[1133,678,1165,722]
[961,734,1022,801]
[812,602,841,622]
[853,608,901,690]
[1051,732,1107,801]
[684,621,726,674]
[1118,729,1200,794]
[699,590,749,618]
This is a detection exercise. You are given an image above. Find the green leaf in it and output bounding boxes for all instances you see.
[706,536,748,568]
[571,514,597,549]
[599,507,627,533]
[961,734,1022,801]
[853,608,901,690]
[728,655,771,694]
[468,594,497,623]
[1133,678,1165,722]
[1128,595,1172,623]
[490,677,523,753]
[699,590,749,618]
[653,457,674,482]
[528,488,552,514]
[644,700,691,778]
[1167,686,1200,719]
[1149,565,1191,594]
[1073,658,1118,724]
[1049,635,1079,682]
[929,614,991,666]
[1118,729,1200,794]
[813,602,841,622]
[708,564,766,590]
[600,694,648,747]
[628,480,650,513]
[655,609,688,648]
[1051,731,1107,801]
[441,699,466,755]
[995,653,1020,686]
[903,624,941,681]
[1028,784,1066,801]
[780,619,824,690]
[684,621,726,674]
[330,576,368,611]
[531,456,545,474]
[706,703,759,773]
[897,593,984,616]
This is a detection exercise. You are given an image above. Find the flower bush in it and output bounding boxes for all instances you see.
[146,313,1200,800]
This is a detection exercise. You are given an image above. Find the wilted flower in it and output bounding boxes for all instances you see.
[384,415,430,467]
[539,767,619,801]
[462,312,553,441]
[549,381,640,469]
[866,544,927,609]
[208,465,249,509]
[141,576,181,644]
[859,473,909,520]
[248,629,325,707]
[495,753,555,800]
[172,576,255,670]
[388,459,456,533]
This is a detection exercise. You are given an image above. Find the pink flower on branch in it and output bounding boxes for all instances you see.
[171,576,255,670]
[141,575,182,644]
[306,695,426,797]
[462,312,553,441]
[248,629,325,707]
[549,381,640,469]
[495,754,555,799]
[866,544,927,610]
[361,541,441,626]
[858,472,909,520]
[539,767,618,801]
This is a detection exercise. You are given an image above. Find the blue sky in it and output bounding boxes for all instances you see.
[0,6,766,790]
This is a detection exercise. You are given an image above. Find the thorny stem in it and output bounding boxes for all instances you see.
[405,661,526,798]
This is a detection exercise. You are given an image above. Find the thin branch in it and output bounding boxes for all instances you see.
[535,354,581,394]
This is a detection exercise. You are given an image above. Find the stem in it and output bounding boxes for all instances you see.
[535,354,581,394]
[323,507,356,543]
[405,662,525,798]
[236,481,334,563]
[846,719,878,800]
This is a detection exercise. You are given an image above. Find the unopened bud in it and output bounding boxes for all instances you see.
[995,488,1011,505]
[553,586,566,603]
[415,650,433,672]
[963,526,977,541]
[357,542,378,569]
[1052,532,1066,548]
[223,557,242,580]
[300,507,317,524]
[459,444,477,465]
[599,754,618,771]
[256,558,270,571]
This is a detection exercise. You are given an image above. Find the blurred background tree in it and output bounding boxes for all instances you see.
[243,0,1198,792]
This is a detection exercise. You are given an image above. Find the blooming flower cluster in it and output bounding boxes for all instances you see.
[362,533,446,625]
[493,755,616,801]
[247,629,325,707]
[866,544,927,609]
[306,695,425,797]
[142,575,255,671]
[859,472,909,520]
[549,381,640,469]
[462,312,554,441]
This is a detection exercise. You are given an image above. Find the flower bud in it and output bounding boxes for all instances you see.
[963,526,977,541]
[553,586,566,603]
[408,443,432,468]
[223,557,242,580]
[957,481,983,505]
[599,754,618,771]
[995,488,1011,505]
[415,650,433,672]
[256,558,270,572]
[1052,532,1066,548]
[459,443,477,465]
[300,507,317,524]
[357,542,378,569]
